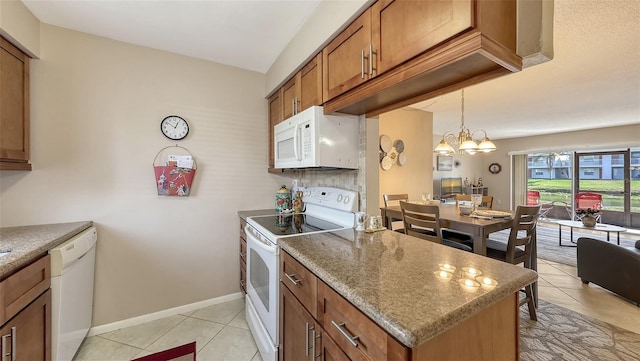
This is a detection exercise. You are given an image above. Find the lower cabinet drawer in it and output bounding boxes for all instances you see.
[280,251,317,318]
[318,280,408,361]
[0,255,51,325]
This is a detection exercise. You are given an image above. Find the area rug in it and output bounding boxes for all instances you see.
[520,300,640,360]
[133,342,196,361]
[488,223,638,267]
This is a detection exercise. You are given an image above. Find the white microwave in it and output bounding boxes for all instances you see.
[274,106,359,169]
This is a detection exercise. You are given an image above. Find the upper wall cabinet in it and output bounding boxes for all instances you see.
[0,36,31,171]
[268,91,283,172]
[298,54,323,112]
[371,0,473,75]
[322,9,372,101]
[282,53,323,119]
[324,0,521,116]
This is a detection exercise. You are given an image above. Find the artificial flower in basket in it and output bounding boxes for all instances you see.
[576,208,600,227]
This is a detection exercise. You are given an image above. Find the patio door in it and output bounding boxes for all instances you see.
[574,150,632,227]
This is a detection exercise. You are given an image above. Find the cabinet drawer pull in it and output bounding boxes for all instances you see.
[361,49,365,79]
[284,272,301,285]
[369,43,377,75]
[305,322,310,356]
[312,328,321,358]
[1,327,16,361]
[331,320,359,347]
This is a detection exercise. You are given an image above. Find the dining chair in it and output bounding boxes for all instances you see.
[455,194,472,206]
[482,205,541,320]
[384,194,408,232]
[456,194,493,208]
[399,201,473,252]
[481,196,494,209]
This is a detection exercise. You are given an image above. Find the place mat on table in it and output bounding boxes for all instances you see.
[474,210,512,218]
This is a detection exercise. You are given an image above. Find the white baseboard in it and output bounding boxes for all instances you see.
[87,292,245,337]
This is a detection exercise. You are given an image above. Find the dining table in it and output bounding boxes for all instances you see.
[381,202,539,303]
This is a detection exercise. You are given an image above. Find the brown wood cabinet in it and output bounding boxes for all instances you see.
[0,254,51,361]
[298,54,323,112]
[0,290,51,361]
[239,218,247,294]
[322,8,373,101]
[318,280,408,361]
[267,92,282,172]
[371,0,474,75]
[0,36,31,171]
[281,249,521,360]
[325,0,520,116]
[280,252,350,361]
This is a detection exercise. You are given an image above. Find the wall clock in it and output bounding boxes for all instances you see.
[489,163,502,174]
[161,115,189,140]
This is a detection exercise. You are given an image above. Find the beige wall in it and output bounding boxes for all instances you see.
[265,0,369,95]
[480,124,640,210]
[378,108,434,212]
[0,0,40,57]
[0,24,291,326]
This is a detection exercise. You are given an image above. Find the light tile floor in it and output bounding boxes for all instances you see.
[75,260,640,361]
[74,298,262,361]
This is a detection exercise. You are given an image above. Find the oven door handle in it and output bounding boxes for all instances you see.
[247,231,278,255]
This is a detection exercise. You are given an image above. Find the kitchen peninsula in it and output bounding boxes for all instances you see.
[279,228,537,360]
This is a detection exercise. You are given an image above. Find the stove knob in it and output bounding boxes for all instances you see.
[343,196,350,204]
[337,194,343,202]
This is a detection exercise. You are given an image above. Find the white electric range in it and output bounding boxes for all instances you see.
[244,186,358,361]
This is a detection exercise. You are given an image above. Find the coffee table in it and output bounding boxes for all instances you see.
[556,220,627,247]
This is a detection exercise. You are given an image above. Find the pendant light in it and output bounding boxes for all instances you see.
[434,89,497,156]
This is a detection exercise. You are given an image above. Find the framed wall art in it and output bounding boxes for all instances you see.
[437,155,453,171]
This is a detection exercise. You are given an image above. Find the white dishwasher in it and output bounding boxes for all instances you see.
[49,226,97,361]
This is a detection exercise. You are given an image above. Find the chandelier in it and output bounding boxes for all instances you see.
[433,89,497,155]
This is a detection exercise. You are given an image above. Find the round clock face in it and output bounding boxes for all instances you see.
[161,115,189,140]
[489,163,502,174]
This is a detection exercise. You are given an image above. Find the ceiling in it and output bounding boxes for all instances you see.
[22,0,640,141]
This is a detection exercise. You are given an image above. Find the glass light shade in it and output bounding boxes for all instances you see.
[459,139,479,152]
[434,139,455,155]
[478,138,497,152]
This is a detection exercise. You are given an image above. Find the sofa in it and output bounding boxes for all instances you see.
[577,237,640,306]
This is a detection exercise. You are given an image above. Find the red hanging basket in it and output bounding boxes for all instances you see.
[153,145,197,196]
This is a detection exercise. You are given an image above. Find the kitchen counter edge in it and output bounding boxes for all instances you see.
[0,221,93,279]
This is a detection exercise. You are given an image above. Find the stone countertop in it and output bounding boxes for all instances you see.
[279,228,537,348]
[0,221,93,279]
[238,209,276,220]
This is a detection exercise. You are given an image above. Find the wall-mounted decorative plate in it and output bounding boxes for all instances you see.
[380,135,392,152]
[394,139,405,153]
[381,156,393,170]
[398,152,407,166]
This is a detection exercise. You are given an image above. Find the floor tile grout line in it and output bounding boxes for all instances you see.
[93,334,147,353]
[140,315,193,352]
